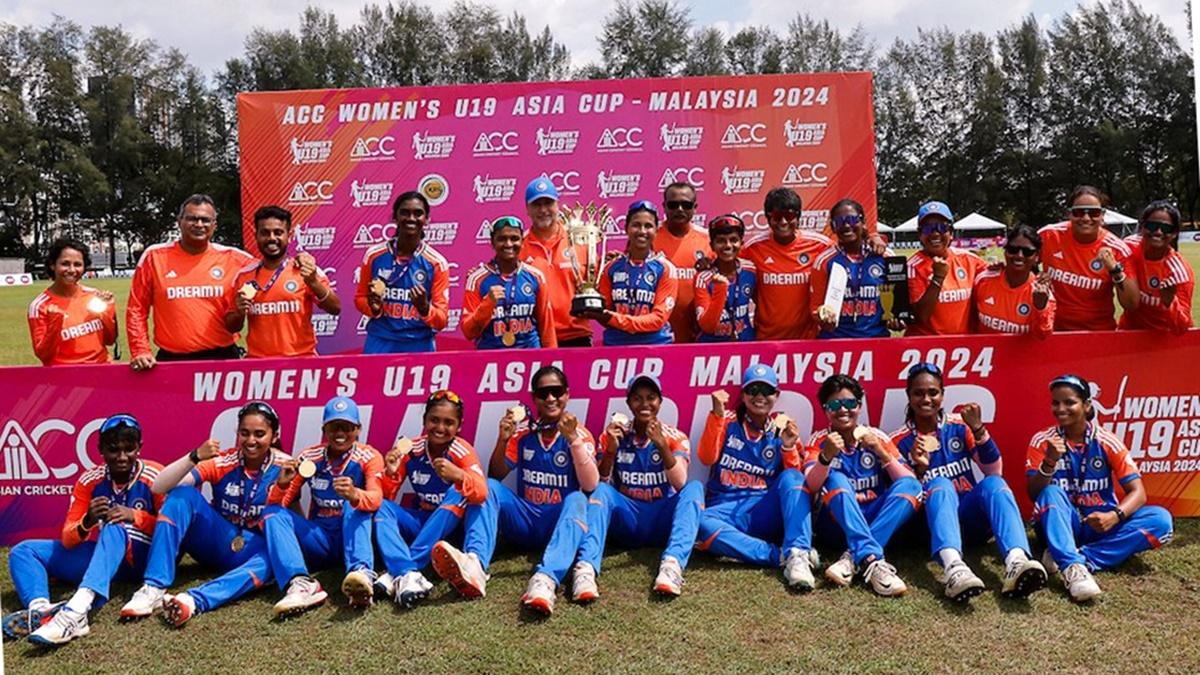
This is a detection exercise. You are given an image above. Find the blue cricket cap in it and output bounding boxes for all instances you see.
[917,201,954,224]
[323,396,361,426]
[742,363,779,389]
[525,176,559,204]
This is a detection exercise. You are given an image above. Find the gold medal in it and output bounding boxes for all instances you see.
[501,331,516,347]
[230,534,245,553]
[393,437,413,457]
[370,278,386,296]
[86,296,109,314]
[297,459,317,479]
[852,426,869,442]
[772,414,791,432]
[509,406,527,423]
[611,412,630,428]
[238,283,257,301]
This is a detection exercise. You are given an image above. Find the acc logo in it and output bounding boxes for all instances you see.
[350,180,393,208]
[350,136,395,161]
[353,223,396,248]
[1018,303,1031,316]
[596,127,643,152]
[658,167,705,190]
[553,451,570,468]
[720,123,767,148]
[546,170,581,195]
[720,166,765,195]
[290,138,332,165]
[535,127,580,156]
[285,280,299,293]
[597,171,641,199]
[418,174,449,206]
[1090,259,1104,272]
[288,181,334,205]
[781,163,829,187]
[602,214,628,239]
[659,123,703,152]
[734,210,769,230]
[473,175,518,203]
[210,267,225,279]
[783,120,828,148]
[473,131,519,157]
[860,452,876,469]
[447,261,461,288]
[411,132,455,160]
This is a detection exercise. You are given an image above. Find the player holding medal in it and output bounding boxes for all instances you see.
[356,191,450,353]
[694,364,817,590]
[118,402,291,625]
[810,199,891,339]
[374,390,488,607]
[890,364,1047,602]
[693,214,756,342]
[28,237,118,365]
[4,415,163,646]
[805,375,919,597]
[461,216,557,349]
[262,396,384,616]
[1026,374,1173,602]
[586,201,678,345]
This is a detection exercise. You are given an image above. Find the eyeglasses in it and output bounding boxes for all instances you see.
[743,382,778,398]
[919,221,952,235]
[182,215,216,225]
[909,362,943,378]
[1069,207,1103,219]
[767,210,798,223]
[832,214,863,229]
[428,390,463,405]
[1142,220,1177,234]
[533,386,567,400]
[665,200,695,211]
[1004,244,1038,257]
[822,398,861,412]
[100,414,141,434]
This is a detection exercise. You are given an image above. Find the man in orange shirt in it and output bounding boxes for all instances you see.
[126,194,254,370]
[906,201,987,336]
[653,182,711,343]
[225,205,341,357]
[740,187,832,340]
[518,177,593,347]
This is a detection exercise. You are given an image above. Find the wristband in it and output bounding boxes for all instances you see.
[1038,461,1056,478]
[930,277,944,287]
[1109,263,1124,278]
[188,448,201,464]
[315,286,331,303]
[970,426,986,439]
[1115,507,1127,522]
[818,454,833,466]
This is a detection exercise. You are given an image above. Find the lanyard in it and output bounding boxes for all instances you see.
[386,242,417,287]
[236,454,272,525]
[106,461,143,506]
[493,263,520,319]
[249,259,287,293]
[325,447,352,477]
[623,255,650,306]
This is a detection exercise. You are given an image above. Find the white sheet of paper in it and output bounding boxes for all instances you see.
[824,263,849,322]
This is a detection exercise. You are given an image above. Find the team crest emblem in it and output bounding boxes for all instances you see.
[553,451,569,467]
[1017,303,1031,316]
[285,280,299,293]
[1149,276,1161,289]
[949,437,963,452]
[869,264,884,278]
[1090,259,1104,272]
[798,253,810,265]
[1091,456,1104,471]
[651,451,661,464]
[763,447,776,462]
[645,273,655,285]
[414,270,427,283]
[132,498,148,510]
[956,268,967,280]
[334,400,348,411]
[522,283,533,295]
[860,452,876,469]
[210,267,224,279]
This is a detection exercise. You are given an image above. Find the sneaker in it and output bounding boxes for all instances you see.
[341,569,375,609]
[653,556,684,597]
[521,572,557,615]
[941,561,985,602]
[119,584,165,620]
[273,576,328,618]
[571,561,599,603]
[782,548,816,592]
[825,550,857,587]
[28,607,89,647]
[2,602,64,641]
[863,559,907,597]
[431,541,488,598]
[393,571,433,609]
[1001,551,1048,599]
[1041,548,1059,576]
[1062,563,1102,602]
[161,593,196,628]
[375,572,395,600]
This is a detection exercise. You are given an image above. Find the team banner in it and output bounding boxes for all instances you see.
[237,73,877,353]
[1,331,1197,545]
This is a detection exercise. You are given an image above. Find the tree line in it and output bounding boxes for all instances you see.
[0,0,1194,267]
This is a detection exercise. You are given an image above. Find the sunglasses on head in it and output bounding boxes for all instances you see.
[628,200,657,217]
[239,401,280,428]
[919,221,952,235]
[1142,219,1177,234]
[831,214,863,229]
[1070,207,1103,219]
[822,398,860,412]
[533,385,567,400]
[1005,244,1038,257]
[665,200,695,211]
[909,362,943,379]
[428,389,463,406]
[743,382,778,398]
[100,414,141,434]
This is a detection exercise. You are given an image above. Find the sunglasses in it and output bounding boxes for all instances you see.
[533,386,567,400]
[822,398,861,412]
[1142,220,1177,234]
[1050,374,1090,399]
[1069,207,1103,219]
[919,222,952,235]
[743,382,778,398]
[628,200,657,216]
[1005,244,1038,257]
[665,200,695,211]
[428,389,463,405]
[239,401,279,425]
[909,362,943,378]
[100,414,141,434]
[491,216,524,233]
[767,210,799,222]
[832,214,863,229]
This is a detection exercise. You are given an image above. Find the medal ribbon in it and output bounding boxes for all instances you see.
[106,460,143,507]
[236,453,272,527]
[249,258,288,293]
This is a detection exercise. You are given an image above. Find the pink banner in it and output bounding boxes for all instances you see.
[1,331,1198,545]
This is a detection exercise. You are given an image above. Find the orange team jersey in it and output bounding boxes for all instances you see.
[1038,224,1133,331]
[227,259,328,358]
[379,436,488,511]
[27,286,116,365]
[1119,237,1194,334]
[127,242,254,357]
[741,231,832,340]
[653,224,713,343]
[971,269,1055,338]
[519,226,593,342]
[906,247,987,336]
[61,459,164,552]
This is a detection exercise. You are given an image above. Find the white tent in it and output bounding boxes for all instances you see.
[875,222,894,233]
[894,216,919,232]
[1103,209,1137,225]
[954,212,1007,231]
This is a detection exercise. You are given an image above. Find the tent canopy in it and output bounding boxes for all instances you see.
[875,222,893,233]
[954,213,1007,231]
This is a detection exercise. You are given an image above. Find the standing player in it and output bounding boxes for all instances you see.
[694,364,816,590]
[810,199,891,339]
[1027,374,1173,601]
[741,187,832,340]
[587,201,678,345]
[374,390,487,607]
[126,194,254,369]
[519,177,594,347]
[694,214,756,342]
[891,364,1047,601]
[804,374,918,597]
[653,181,711,343]
[262,396,382,616]
[1039,185,1139,331]
[461,216,557,349]
[430,366,598,601]
[356,192,450,353]
[4,415,163,645]
[225,206,340,357]
[972,225,1055,338]
[117,402,290,626]
[28,237,117,366]
[1119,200,1194,333]
[905,201,988,336]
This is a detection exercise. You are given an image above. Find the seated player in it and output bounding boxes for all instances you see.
[693,214,756,342]
[586,201,678,345]
[461,215,557,349]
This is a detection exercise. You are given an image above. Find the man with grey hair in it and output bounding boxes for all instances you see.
[125,194,253,370]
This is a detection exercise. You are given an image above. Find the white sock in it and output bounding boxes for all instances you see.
[937,548,963,568]
[28,597,51,612]
[1005,548,1029,566]
[66,588,95,614]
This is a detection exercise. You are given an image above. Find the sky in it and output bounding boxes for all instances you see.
[0,0,1193,77]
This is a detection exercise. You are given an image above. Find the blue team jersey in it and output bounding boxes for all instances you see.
[504,426,598,505]
[1026,424,1141,516]
[891,414,1000,493]
[360,241,449,343]
[603,422,691,502]
[812,247,889,339]
[806,428,902,504]
[463,261,548,349]
[703,412,800,504]
[274,443,383,523]
[189,448,291,529]
[694,263,757,342]
[601,253,676,346]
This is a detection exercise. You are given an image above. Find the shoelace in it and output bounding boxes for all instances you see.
[1063,565,1088,584]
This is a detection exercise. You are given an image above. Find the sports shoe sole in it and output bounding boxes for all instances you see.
[2,604,62,641]
[948,583,986,603]
[1001,567,1048,599]
[396,589,429,609]
[28,623,90,647]
[161,599,193,628]
[431,544,485,599]
[653,582,682,597]
[342,575,374,609]
[272,591,328,619]
[521,595,554,615]
[824,569,853,587]
[573,589,599,603]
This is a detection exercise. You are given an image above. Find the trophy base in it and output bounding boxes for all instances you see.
[571,293,605,316]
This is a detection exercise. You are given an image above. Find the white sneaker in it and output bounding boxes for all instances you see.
[393,571,433,608]
[653,556,684,597]
[2,601,64,641]
[341,569,375,609]
[863,559,907,597]
[431,541,488,598]
[1001,551,1048,599]
[161,592,196,628]
[1041,548,1059,576]
[119,584,165,620]
[28,607,89,646]
[1062,563,1102,602]
[782,548,816,591]
[571,561,599,602]
[825,550,857,587]
[521,572,557,615]
[941,561,985,602]
[374,572,395,599]
[273,576,328,618]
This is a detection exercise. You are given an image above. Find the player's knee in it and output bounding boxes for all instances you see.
[777,468,802,489]
[894,476,922,496]
[824,470,852,492]
[924,476,954,498]
[1035,483,1069,508]
[679,480,704,502]
[10,539,36,562]
[1145,506,1174,542]
[164,485,201,509]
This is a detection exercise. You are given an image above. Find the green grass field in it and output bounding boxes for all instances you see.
[1,246,1199,673]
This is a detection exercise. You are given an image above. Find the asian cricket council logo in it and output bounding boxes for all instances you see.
[412,132,455,160]
[473,175,517,204]
[596,127,643,153]
[659,124,703,152]
[350,180,394,208]
[289,138,332,165]
[535,127,580,156]
[418,174,449,206]
[783,120,828,147]
[720,166,765,195]
[597,171,641,199]
[288,181,334,205]
[0,420,52,480]
[782,163,829,188]
[720,123,767,149]
[545,170,581,196]
[295,224,336,251]
[473,131,519,157]
[658,167,705,190]
[350,136,396,161]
